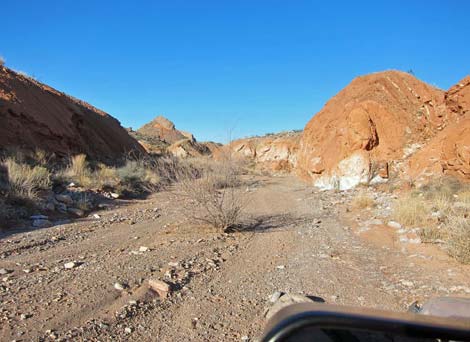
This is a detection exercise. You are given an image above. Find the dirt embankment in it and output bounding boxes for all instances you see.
[0,66,145,162]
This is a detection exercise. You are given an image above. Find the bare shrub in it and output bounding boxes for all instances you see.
[351,193,375,209]
[393,195,429,226]
[172,157,245,232]
[1,157,50,200]
[446,215,470,264]
[0,56,4,66]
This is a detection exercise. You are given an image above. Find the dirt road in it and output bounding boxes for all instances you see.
[1,175,469,341]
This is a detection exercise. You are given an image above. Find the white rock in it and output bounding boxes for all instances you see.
[110,193,120,199]
[114,282,126,291]
[0,268,11,275]
[64,262,77,269]
[387,221,402,229]
[139,246,149,252]
[276,265,285,270]
[124,327,133,333]
[269,291,282,303]
[93,214,101,219]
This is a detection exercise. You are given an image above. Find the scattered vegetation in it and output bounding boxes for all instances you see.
[171,156,245,232]
[351,193,375,209]
[1,157,51,200]
[393,195,429,226]
[393,177,470,263]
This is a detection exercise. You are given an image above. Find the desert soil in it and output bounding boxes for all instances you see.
[1,175,470,341]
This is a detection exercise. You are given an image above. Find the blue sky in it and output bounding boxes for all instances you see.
[2,1,469,142]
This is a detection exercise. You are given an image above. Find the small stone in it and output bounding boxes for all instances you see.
[139,246,149,252]
[32,219,52,228]
[387,221,402,229]
[93,214,101,219]
[148,279,171,298]
[110,193,120,199]
[124,327,133,333]
[30,214,49,220]
[168,261,179,267]
[276,265,285,270]
[241,336,250,342]
[68,207,85,217]
[55,194,73,204]
[68,182,76,187]
[114,282,126,291]
[269,291,283,303]
[20,313,30,320]
[64,262,78,269]
[0,268,12,275]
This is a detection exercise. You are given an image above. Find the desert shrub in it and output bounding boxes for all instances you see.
[446,216,470,264]
[418,226,446,243]
[351,193,375,209]
[1,157,51,200]
[172,157,245,232]
[393,195,429,226]
[0,56,4,66]
[420,176,463,201]
[115,159,161,195]
[457,191,470,205]
[94,164,119,188]
[59,154,93,187]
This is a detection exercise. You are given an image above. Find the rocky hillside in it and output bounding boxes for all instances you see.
[135,116,221,158]
[296,70,470,189]
[230,131,301,172]
[0,66,145,161]
[137,116,194,145]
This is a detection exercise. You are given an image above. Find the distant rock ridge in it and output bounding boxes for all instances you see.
[137,115,193,145]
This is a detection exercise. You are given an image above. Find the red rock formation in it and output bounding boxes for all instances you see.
[137,116,189,145]
[0,66,145,161]
[407,77,470,182]
[296,70,456,189]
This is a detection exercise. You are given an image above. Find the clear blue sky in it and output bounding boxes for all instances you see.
[2,1,469,142]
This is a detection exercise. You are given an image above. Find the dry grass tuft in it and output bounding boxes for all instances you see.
[60,154,93,187]
[351,193,375,209]
[446,216,470,264]
[393,195,429,227]
[1,157,50,200]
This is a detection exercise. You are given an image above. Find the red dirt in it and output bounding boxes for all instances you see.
[0,66,145,162]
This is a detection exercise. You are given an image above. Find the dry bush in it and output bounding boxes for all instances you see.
[172,157,245,232]
[457,191,470,205]
[420,176,463,201]
[446,215,470,264]
[351,193,375,209]
[115,159,161,195]
[60,154,93,187]
[0,56,4,66]
[393,195,429,226]
[94,164,119,188]
[1,157,50,200]
[418,226,446,243]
